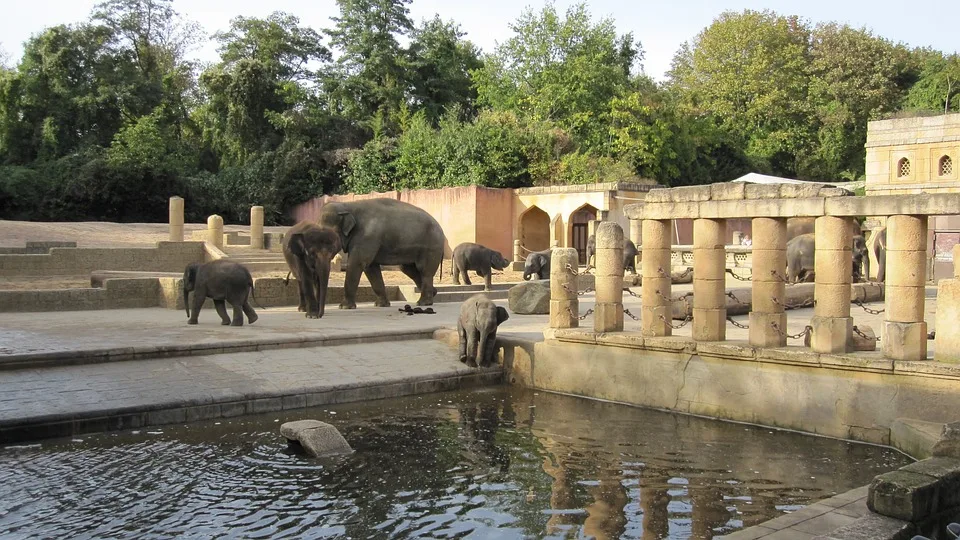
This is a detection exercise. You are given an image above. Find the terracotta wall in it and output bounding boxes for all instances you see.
[475,187,515,259]
[399,187,479,256]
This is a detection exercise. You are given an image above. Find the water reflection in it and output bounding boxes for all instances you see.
[0,387,909,539]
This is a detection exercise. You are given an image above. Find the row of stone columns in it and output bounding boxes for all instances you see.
[168,197,264,249]
[548,214,932,362]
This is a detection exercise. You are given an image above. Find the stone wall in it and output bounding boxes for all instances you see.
[0,241,78,255]
[866,113,960,195]
[0,242,204,277]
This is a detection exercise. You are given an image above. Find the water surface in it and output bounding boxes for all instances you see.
[0,387,910,538]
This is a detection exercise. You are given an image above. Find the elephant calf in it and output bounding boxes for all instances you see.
[458,294,510,368]
[452,242,510,291]
[522,248,553,281]
[183,260,259,326]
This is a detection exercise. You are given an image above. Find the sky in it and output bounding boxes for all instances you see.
[1,0,958,81]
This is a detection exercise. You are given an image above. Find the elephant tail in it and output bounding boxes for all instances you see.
[439,257,443,284]
[249,278,265,310]
[283,271,292,286]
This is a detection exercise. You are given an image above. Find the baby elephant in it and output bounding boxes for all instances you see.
[452,242,511,291]
[457,294,510,368]
[183,260,259,326]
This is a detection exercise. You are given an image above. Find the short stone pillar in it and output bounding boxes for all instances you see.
[629,219,642,248]
[935,245,960,363]
[883,215,928,361]
[641,219,673,336]
[169,196,184,242]
[810,216,854,354]
[514,240,523,262]
[594,222,624,333]
[550,248,580,329]
[250,205,264,249]
[749,217,787,347]
[551,240,559,248]
[207,214,224,249]
[693,218,726,341]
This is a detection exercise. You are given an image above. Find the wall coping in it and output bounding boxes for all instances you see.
[515,180,659,195]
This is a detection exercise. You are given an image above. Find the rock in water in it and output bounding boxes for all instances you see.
[280,420,353,457]
[508,281,550,315]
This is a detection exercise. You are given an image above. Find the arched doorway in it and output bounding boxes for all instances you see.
[569,204,598,264]
[519,206,550,254]
[551,214,564,247]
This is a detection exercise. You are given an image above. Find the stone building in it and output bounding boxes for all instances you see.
[865,112,960,279]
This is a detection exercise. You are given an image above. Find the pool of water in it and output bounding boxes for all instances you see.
[0,387,910,539]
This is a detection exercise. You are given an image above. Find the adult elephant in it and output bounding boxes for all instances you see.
[317,198,446,308]
[523,248,553,280]
[785,233,871,284]
[282,222,342,319]
[584,234,638,274]
[873,227,887,282]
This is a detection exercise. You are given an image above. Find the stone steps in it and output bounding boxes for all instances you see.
[398,283,515,304]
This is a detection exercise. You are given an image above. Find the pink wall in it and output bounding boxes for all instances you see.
[475,188,515,259]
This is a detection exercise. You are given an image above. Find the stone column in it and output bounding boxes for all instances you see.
[810,216,854,353]
[749,217,787,347]
[629,218,642,267]
[934,244,960,363]
[514,239,523,262]
[207,214,224,250]
[883,215,928,361]
[550,248,580,329]
[588,219,600,238]
[250,205,264,249]
[594,222,624,333]
[168,196,184,242]
[693,218,726,341]
[641,219,672,336]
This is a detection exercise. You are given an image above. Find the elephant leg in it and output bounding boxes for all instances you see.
[188,291,204,325]
[242,300,258,324]
[399,264,428,305]
[457,321,468,363]
[452,263,461,286]
[230,302,244,326]
[465,329,479,368]
[341,262,363,309]
[481,333,498,367]
[214,299,231,325]
[364,264,391,307]
[483,270,492,291]
[461,268,472,286]
[416,259,440,306]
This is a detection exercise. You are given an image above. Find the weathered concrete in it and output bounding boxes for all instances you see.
[280,420,353,457]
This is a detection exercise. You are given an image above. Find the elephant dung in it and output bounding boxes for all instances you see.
[280,420,353,458]
[508,281,551,315]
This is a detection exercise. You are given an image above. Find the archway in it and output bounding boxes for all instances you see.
[551,214,564,248]
[569,204,598,264]
[519,206,550,255]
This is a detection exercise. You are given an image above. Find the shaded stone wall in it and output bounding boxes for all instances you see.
[0,242,204,277]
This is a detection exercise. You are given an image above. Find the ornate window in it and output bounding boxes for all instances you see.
[940,155,953,177]
[897,157,911,178]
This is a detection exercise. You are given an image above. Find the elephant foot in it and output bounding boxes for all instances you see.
[339,302,357,310]
[247,313,258,325]
[465,358,478,369]
[306,312,321,319]
[231,320,243,327]
[459,355,469,364]
[297,305,306,312]
[374,298,391,308]
[416,298,434,307]
[221,320,231,326]
[187,319,198,325]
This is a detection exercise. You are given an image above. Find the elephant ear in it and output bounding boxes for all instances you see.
[288,233,306,258]
[339,210,357,237]
[496,306,510,325]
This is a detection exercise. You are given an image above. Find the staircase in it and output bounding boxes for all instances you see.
[222,247,290,274]
[398,282,515,304]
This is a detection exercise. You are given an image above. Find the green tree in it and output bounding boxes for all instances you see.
[906,50,960,113]
[406,16,482,123]
[474,1,639,152]
[214,12,330,81]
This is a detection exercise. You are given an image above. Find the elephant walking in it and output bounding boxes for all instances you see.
[452,242,510,291]
[457,294,510,368]
[183,260,259,326]
[282,222,342,319]
[317,198,446,308]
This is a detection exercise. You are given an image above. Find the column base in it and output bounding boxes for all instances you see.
[594,302,624,333]
[641,305,672,337]
[810,316,853,354]
[883,321,928,362]
[693,308,726,342]
[549,299,579,329]
[748,312,787,348]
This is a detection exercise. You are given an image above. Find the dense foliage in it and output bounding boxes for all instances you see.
[0,1,956,224]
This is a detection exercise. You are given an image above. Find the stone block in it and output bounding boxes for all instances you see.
[810,316,852,354]
[751,281,785,313]
[750,248,787,279]
[815,216,853,249]
[593,302,624,333]
[884,285,926,322]
[900,457,960,509]
[813,283,852,318]
[867,470,940,522]
[693,248,726,280]
[933,422,960,459]
[814,250,854,285]
[752,217,788,247]
[886,251,928,287]
[882,321,928,361]
[641,305,672,337]
[744,184,782,199]
[885,215,928,253]
[641,277,672,306]
[641,220,672,248]
[281,420,353,458]
[641,255,672,279]
[749,311,788,348]
[596,221,624,247]
[594,275,623,304]
[668,185,712,202]
[693,218,725,248]
[825,193,960,219]
[819,187,853,197]
[850,324,878,352]
[642,202,700,219]
[693,308,726,342]
[593,248,624,277]
[709,182,745,200]
[693,279,726,309]
[508,281,550,315]
[781,183,830,199]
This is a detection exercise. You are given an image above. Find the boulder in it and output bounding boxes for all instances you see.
[280,420,353,457]
[508,280,550,315]
[933,421,960,459]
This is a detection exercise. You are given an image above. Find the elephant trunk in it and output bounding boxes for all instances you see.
[184,287,191,319]
[476,327,490,368]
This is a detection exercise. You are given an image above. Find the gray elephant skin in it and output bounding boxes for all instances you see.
[452,242,510,291]
[874,227,887,282]
[785,233,870,284]
[523,248,553,280]
[585,234,638,274]
[282,222,342,319]
[317,198,446,308]
[457,294,510,368]
[183,260,259,326]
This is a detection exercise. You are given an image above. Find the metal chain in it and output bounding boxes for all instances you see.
[773,297,816,310]
[567,307,594,321]
[726,268,752,281]
[770,270,790,283]
[853,299,885,315]
[656,289,693,304]
[675,267,693,279]
[852,325,881,342]
[771,321,812,340]
[727,317,749,329]
[623,308,640,321]
[657,266,669,278]
[564,263,588,277]
[561,282,595,296]
[726,291,746,304]
[622,287,640,298]
[659,313,693,329]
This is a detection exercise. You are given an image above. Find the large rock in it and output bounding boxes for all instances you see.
[280,420,353,457]
[508,280,550,315]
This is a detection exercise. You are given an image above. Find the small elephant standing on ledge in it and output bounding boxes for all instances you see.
[584,234,638,274]
[282,221,342,319]
[458,294,510,368]
[452,242,510,291]
[183,260,259,326]
[522,248,553,280]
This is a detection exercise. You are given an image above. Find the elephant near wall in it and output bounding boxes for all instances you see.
[786,217,869,282]
[282,222,342,319]
[458,294,510,368]
[452,242,510,291]
[317,198,446,308]
[183,260,259,326]
[785,233,871,284]
[584,234,638,274]
[523,248,553,280]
